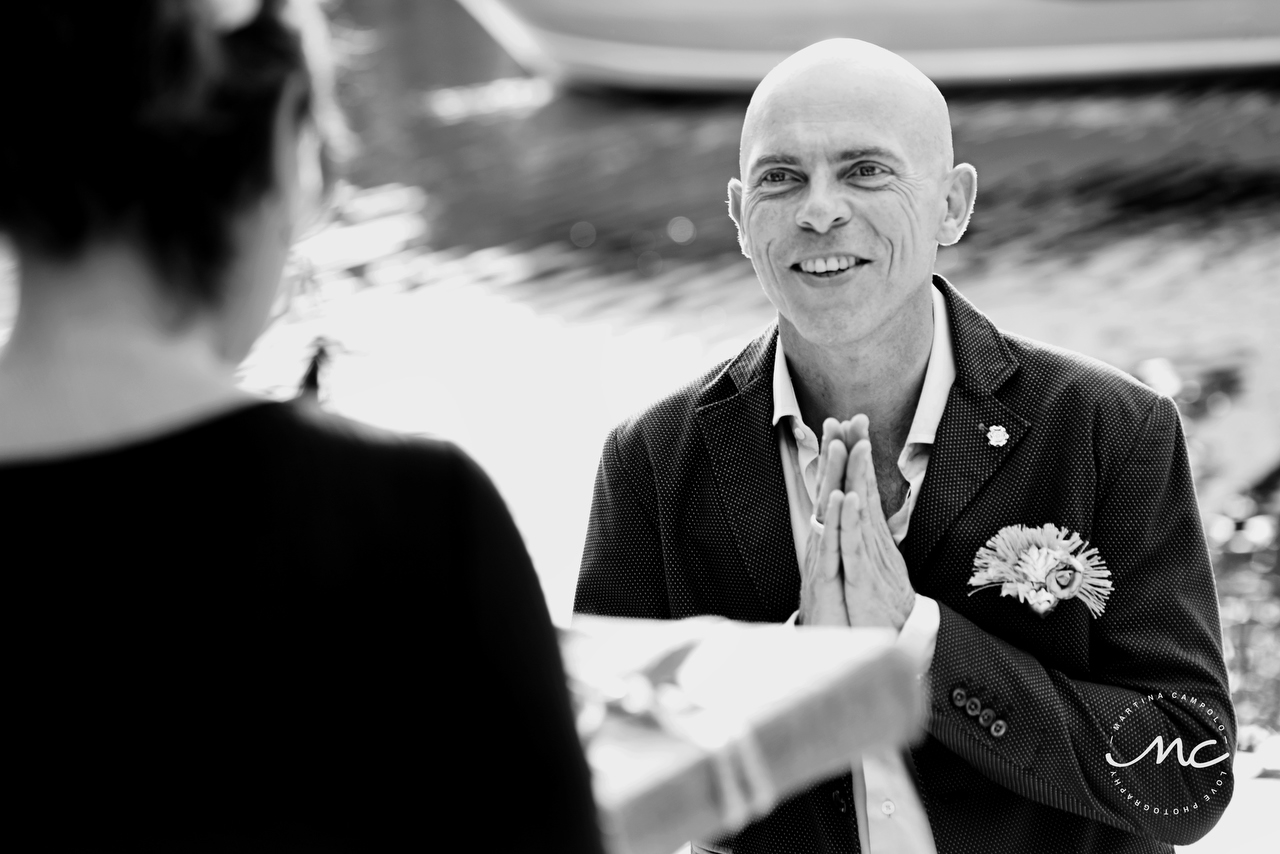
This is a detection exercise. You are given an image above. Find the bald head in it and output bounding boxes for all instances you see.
[726,40,977,354]
[739,39,953,181]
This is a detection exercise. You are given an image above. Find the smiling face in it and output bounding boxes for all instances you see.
[729,40,975,351]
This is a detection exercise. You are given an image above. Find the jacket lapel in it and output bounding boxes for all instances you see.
[694,326,801,621]
[900,278,1032,577]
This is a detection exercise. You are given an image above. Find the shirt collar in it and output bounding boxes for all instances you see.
[772,329,804,428]
[771,284,956,447]
[905,283,957,446]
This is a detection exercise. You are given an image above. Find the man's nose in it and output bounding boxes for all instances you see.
[795,178,852,234]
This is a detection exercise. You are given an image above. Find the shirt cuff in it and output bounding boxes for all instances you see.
[895,594,940,677]
[788,596,939,653]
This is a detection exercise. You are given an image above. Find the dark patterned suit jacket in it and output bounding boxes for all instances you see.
[576,277,1235,854]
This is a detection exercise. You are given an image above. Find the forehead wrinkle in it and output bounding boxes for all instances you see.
[834,147,902,165]
[739,39,953,179]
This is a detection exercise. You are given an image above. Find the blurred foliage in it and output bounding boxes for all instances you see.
[1140,357,1280,738]
[1185,357,1280,739]
[1207,493,1279,739]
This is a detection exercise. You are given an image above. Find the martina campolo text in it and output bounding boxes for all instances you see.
[1105,692,1231,817]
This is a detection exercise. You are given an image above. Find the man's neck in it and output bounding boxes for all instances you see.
[780,282,935,461]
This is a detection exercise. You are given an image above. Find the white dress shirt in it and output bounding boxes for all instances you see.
[774,284,955,854]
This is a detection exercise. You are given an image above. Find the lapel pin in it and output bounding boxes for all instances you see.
[987,425,1009,447]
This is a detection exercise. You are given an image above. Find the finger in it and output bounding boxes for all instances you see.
[845,437,870,498]
[814,451,826,500]
[846,416,887,524]
[835,418,855,451]
[815,439,847,523]
[856,439,888,523]
[802,490,851,627]
[816,418,842,472]
[822,418,843,452]
[847,413,869,447]
[843,437,887,526]
[814,418,841,501]
[840,490,866,574]
[818,489,844,581]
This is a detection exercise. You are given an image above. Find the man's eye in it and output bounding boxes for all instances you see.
[762,170,792,183]
[852,164,887,178]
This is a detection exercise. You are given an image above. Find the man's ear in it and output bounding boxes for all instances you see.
[726,177,750,258]
[936,163,977,247]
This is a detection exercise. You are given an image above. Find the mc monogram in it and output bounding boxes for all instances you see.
[1106,736,1230,770]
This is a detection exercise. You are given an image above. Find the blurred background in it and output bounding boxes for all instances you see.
[0,0,1276,842]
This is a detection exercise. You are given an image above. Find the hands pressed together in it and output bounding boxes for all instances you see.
[798,415,917,631]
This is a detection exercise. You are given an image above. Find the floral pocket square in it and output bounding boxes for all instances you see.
[968,523,1113,617]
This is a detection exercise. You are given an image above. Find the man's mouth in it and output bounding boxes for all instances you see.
[790,255,871,277]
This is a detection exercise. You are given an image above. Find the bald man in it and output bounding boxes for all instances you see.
[577,40,1233,854]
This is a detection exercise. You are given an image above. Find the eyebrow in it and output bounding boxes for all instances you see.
[750,154,800,171]
[834,147,901,164]
[750,147,902,174]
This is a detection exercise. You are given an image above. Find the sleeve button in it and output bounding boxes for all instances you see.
[951,687,968,707]
[978,708,996,727]
[965,697,982,716]
[991,720,1008,738]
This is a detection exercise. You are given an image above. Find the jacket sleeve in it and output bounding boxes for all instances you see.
[575,426,671,619]
[924,396,1235,846]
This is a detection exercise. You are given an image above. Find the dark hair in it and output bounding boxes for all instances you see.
[0,0,340,305]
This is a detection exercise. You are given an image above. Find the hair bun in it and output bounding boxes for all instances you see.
[205,0,263,32]
[0,0,327,307]
[142,1,233,130]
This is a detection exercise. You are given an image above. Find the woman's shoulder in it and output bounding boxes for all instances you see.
[224,400,490,493]
[251,400,460,458]
[0,399,493,508]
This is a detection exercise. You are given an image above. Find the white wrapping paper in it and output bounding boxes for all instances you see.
[563,616,924,854]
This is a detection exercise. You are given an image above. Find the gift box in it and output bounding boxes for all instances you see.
[562,616,924,854]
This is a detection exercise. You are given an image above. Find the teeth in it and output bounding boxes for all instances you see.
[799,255,859,273]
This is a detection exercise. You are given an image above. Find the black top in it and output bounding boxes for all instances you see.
[5,402,604,854]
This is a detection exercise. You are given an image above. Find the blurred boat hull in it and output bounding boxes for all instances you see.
[457,0,1280,90]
